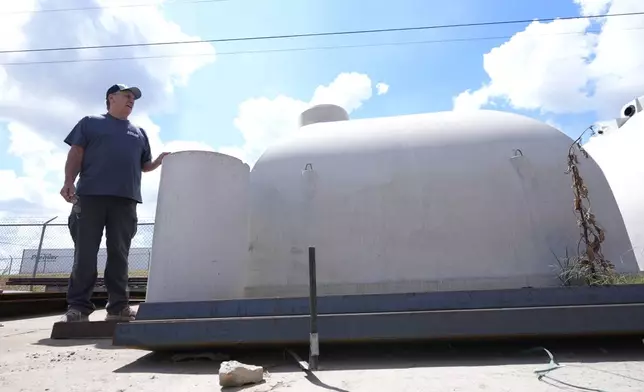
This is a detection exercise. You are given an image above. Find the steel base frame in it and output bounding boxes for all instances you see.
[112,285,644,351]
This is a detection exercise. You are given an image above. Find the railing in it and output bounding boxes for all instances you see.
[0,217,154,291]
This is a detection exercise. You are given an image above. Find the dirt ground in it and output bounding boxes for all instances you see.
[2,308,644,392]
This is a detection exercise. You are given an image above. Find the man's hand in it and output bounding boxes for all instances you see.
[143,152,170,172]
[60,182,76,203]
[155,152,170,165]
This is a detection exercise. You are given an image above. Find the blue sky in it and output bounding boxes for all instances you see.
[156,0,593,149]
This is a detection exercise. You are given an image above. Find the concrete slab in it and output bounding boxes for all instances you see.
[2,309,644,392]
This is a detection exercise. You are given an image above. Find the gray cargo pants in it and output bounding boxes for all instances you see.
[67,195,138,315]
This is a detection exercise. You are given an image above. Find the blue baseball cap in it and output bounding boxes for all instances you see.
[106,84,142,100]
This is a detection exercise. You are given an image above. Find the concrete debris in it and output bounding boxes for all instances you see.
[218,360,264,388]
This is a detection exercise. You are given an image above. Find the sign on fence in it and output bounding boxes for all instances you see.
[19,247,152,275]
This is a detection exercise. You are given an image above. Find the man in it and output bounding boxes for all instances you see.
[60,84,168,323]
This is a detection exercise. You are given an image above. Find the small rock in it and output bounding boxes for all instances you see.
[218,360,264,388]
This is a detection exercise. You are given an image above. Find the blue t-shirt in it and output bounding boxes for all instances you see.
[64,113,152,203]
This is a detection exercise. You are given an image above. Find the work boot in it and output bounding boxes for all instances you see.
[60,308,90,323]
[105,306,137,322]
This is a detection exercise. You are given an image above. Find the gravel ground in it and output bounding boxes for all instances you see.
[2,309,644,392]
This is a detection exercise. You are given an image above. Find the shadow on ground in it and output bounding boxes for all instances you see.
[112,337,644,378]
[34,337,120,350]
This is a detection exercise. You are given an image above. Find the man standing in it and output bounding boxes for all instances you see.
[60,84,168,322]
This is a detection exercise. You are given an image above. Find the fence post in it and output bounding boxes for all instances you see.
[30,216,58,291]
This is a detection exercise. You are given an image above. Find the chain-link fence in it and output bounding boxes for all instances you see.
[0,217,154,292]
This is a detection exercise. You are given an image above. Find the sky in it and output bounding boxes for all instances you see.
[0,0,642,227]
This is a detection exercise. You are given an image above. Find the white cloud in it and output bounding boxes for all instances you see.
[452,0,644,119]
[376,82,390,95]
[574,0,611,16]
[453,86,494,112]
[222,72,386,165]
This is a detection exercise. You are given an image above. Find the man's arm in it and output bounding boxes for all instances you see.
[142,159,161,172]
[142,153,170,172]
[140,128,168,172]
[64,146,84,185]
[61,117,89,202]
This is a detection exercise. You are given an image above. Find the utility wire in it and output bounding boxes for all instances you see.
[2,26,642,67]
[0,0,232,15]
[0,11,642,56]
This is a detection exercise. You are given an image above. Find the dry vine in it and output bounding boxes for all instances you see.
[562,126,615,285]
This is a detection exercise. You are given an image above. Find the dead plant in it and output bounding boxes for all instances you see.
[562,126,615,285]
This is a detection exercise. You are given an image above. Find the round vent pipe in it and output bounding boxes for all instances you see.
[300,104,349,127]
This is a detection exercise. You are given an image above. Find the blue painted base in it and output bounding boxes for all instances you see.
[111,285,644,351]
[113,303,644,350]
[135,284,644,320]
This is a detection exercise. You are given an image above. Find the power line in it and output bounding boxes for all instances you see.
[0,0,232,15]
[2,26,642,67]
[0,11,642,56]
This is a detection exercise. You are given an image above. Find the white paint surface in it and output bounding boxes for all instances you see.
[145,151,250,303]
[246,109,637,297]
[584,111,644,270]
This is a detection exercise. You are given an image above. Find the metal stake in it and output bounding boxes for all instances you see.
[308,246,319,370]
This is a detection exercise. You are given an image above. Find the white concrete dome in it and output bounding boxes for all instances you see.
[245,107,637,298]
[584,109,644,270]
